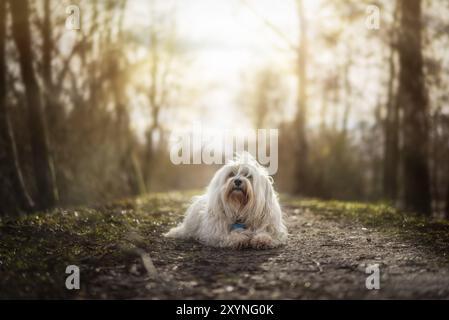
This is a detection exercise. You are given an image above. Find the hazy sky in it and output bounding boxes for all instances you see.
[125,0,309,135]
[122,0,384,140]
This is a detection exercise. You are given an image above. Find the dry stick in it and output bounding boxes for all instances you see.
[140,251,159,279]
[123,229,160,279]
[312,259,323,273]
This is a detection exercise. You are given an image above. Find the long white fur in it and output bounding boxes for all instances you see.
[164,154,288,249]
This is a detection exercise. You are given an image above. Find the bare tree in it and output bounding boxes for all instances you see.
[397,0,431,215]
[41,0,61,138]
[109,0,146,195]
[9,0,58,209]
[238,67,287,129]
[0,0,34,214]
[241,0,309,194]
[383,2,400,201]
[446,179,449,219]
[141,1,180,189]
[293,0,309,195]
[341,49,353,136]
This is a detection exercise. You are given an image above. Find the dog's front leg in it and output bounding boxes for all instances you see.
[198,216,251,249]
[200,230,250,249]
[226,229,252,249]
[249,231,275,249]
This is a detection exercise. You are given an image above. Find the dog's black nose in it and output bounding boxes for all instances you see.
[234,178,242,187]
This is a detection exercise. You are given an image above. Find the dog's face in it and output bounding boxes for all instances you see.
[223,164,255,211]
[209,155,274,220]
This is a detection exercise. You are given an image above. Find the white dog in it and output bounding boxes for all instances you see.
[165,154,287,249]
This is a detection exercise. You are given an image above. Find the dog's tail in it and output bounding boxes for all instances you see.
[164,224,186,238]
[164,195,204,239]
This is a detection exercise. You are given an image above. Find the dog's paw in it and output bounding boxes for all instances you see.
[250,233,274,249]
[228,231,251,250]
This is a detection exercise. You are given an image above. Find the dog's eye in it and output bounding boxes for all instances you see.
[228,172,235,178]
[247,175,252,180]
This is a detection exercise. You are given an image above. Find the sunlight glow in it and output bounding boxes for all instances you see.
[126,0,342,136]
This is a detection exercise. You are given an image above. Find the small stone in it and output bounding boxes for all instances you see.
[130,264,139,275]
[225,285,234,292]
[188,281,198,287]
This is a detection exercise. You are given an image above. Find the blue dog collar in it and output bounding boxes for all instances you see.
[231,223,246,231]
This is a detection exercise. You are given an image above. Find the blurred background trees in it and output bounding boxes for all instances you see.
[0,0,34,213]
[0,0,448,219]
[397,0,431,215]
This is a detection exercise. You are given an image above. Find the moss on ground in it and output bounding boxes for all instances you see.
[0,192,192,298]
[0,191,448,298]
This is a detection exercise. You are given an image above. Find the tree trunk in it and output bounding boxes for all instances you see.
[9,0,58,210]
[42,0,52,93]
[383,45,400,201]
[294,0,309,195]
[145,125,157,190]
[145,16,161,190]
[0,0,34,214]
[397,0,431,215]
[341,50,352,137]
[382,2,401,202]
[446,179,449,219]
[42,0,60,134]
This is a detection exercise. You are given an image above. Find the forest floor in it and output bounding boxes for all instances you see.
[1,191,449,299]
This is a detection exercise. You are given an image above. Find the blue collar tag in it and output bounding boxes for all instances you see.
[231,223,246,231]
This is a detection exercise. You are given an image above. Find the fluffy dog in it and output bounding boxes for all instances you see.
[164,154,287,249]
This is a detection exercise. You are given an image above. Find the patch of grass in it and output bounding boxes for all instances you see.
[0,191,193,298]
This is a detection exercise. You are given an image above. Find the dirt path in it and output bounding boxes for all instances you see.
[85,202,449,299]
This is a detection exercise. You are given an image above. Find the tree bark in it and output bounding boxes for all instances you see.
[9,0,58,210]
[0,0,34,214]
[397,0,431,215]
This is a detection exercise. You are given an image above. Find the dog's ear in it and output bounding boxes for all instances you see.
[206,166,226,217]
[250,174,275,227]
[261,175,285,235]
[263,175,276,210]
